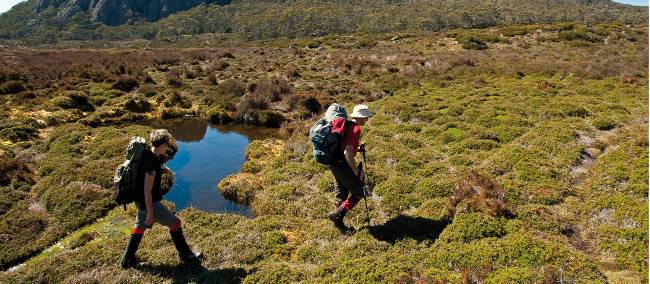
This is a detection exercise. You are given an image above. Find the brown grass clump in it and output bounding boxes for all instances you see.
[238,93,270,114]
[163,92,191,109]
[287,93,324,115]
[449,56,476,68]
[112,76,139,92]
[620,75,640,85]
[184,70,198,80]
[0,155,34,188]
[153,52,181,66]
[184,65,204,79]
[351,82,389,102]
[0,81,26,95]
[49,91,94,113]
[446,171,514,219]
[143,75,156,84]
[138,83,156,97]
[216,79,245,96]
[335,55,380,75]
[204,74,219,86]
[123,95,151,113]
[0,70,25,84]
[236,77,293,122]
[166,73,184,87]
[285,64,300,78]
[248,77,292,102]
[207,60,229,72]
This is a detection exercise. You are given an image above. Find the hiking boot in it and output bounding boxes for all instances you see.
[328,208,349,232]
[121,256,140,269]
[121,233,143,269]
[170,228,203,262]
[334,198,344,210]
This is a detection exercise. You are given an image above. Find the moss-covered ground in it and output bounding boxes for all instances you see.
[0,23,647,282]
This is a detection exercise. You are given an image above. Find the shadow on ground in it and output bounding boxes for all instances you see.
[138,261,247,284]
[367,215,449,244]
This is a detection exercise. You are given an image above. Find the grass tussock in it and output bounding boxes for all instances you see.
[446,171,514,219]
[112,75,139,92]
[217,173,262,205]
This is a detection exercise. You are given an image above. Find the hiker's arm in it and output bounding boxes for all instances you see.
[344,145,359,176]
[144,172,155,226]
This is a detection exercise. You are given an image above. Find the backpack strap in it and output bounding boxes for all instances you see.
[341,120,353,140]
[336,120,357,161]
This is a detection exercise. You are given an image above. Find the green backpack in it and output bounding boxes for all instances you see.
[113,137,147,209]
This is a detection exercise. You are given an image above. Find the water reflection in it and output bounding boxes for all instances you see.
[147,119,276,216]
[149,119,207,142]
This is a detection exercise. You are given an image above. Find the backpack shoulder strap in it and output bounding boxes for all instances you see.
[343,120,357,136]
[335,120,358,159]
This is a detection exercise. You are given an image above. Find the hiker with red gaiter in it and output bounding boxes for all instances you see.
[328,105,373,232]
[121,129,202,268]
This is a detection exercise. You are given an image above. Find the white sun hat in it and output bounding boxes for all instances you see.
[351,104,373,118]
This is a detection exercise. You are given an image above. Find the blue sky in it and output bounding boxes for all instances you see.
[0,0,648,14]
[1,0,26,14]
[615,0,648,5]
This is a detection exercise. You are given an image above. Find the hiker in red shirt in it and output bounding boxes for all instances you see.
[328,104,373,232]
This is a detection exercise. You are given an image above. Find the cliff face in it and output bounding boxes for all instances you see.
[34,0,231,26]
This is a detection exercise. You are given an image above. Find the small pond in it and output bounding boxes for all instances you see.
[146,119,276,216]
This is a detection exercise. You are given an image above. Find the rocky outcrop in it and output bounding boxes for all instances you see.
[34,0,231,26]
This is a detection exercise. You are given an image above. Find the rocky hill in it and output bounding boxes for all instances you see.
[0,0,647,44]
[33,0,231,25]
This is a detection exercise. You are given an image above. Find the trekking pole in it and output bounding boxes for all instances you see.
[359,143,370,226]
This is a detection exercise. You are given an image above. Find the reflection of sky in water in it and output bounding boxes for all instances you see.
[164,125,251,216]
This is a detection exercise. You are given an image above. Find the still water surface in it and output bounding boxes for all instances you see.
[147,119,275,216]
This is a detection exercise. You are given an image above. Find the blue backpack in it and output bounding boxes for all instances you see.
[310,104,349,165]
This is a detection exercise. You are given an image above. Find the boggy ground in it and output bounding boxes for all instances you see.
[0,23,648,283]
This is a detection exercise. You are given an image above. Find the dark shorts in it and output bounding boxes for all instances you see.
[329,160,364,202]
